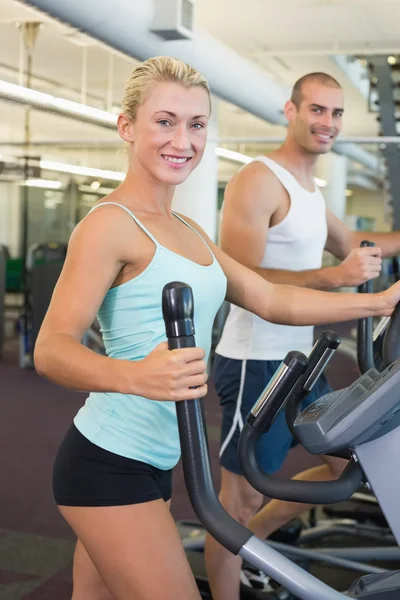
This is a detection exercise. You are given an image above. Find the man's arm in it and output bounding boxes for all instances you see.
[220,162,379,290]
[326,207,400,259]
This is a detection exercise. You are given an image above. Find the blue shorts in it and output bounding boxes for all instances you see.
[213,354,333,476]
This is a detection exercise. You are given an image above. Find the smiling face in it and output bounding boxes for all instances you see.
[285,81,344,154]
[118,81,210,185]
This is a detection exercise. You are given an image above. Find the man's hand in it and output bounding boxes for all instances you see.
[336,246,382,287]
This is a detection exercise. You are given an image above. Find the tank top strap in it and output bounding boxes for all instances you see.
[172,212,213,253]
[252,155,318,195]
[89,202,159,245]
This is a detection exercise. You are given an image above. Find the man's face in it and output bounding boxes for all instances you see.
[286,82,344,154]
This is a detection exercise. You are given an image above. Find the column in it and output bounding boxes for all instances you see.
[316,153,348,220]
[172,97,219,241]
[0,182,21,257]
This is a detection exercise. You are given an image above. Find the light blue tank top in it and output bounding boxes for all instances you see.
[74,202,227,469]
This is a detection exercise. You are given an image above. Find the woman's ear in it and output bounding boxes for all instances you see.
[117,114,135,143]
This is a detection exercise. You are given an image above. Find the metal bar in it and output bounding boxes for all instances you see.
[299,524,394,544]
[267,540,386,574]
[251,48,400,57]
[312,546,400,561]
[81,46,88,105]
[1,135,400,148]
[218,136,400,144]
[242,537,350,600]
[106,52,114,111]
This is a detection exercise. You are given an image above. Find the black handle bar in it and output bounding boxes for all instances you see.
[162,282,251,555]
[357,240,376,374]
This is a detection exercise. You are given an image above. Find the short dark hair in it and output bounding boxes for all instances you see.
[291,73,342,108]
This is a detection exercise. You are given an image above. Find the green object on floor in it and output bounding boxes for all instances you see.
[6,258,23,293]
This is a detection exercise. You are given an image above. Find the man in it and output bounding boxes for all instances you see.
[205,72,400,600]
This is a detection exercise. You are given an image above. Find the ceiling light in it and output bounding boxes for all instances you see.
[20,178,63,189]
[345,189,353,197]
[0,80,117,128]
[79,184,116,195]
[388,56,397,65]
[40,160,125,181]
[91,180,101,190]
[315,177,327,187]
[215,148,253,164]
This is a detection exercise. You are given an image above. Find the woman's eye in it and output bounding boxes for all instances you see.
[158,119,172,127]
[191,122,204,129]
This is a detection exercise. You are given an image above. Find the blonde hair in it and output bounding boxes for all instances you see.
[121,56,211,121]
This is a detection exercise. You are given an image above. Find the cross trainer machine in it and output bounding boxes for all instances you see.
[178,324,399,593]
[163,281,400,599]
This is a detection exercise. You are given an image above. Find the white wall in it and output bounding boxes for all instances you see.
[346,189,390,232]
[0,181,20,256]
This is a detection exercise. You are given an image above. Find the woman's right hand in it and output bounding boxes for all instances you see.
[126,342,208,401]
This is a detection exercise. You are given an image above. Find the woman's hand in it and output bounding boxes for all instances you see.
[376,280,400,316]
[125,342,208,401]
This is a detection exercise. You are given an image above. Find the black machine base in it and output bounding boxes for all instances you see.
[323,501,388,529]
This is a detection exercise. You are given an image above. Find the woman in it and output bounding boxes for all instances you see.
[35,56,400,600]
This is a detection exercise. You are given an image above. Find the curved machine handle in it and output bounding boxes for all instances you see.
[239,424,363,503]
[239,342,363,503]
[382,301,400,368]
[162,282,251,555]
[285,330,340,433]
[248,350,308,433]
[357,240,376,374]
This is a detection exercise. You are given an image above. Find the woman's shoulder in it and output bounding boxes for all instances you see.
[70,194,143,261]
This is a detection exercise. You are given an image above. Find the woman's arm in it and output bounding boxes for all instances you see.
[184,217,400,324]
[35,206,208,402]
[34,206,134,393]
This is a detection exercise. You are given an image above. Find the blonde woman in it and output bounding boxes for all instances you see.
[35,56,400,600]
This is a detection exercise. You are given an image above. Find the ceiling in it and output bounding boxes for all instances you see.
[0,0,397,182]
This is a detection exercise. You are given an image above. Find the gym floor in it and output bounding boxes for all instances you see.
[0,325,362,599]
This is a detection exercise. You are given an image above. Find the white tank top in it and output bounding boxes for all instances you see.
[216,156,328,361]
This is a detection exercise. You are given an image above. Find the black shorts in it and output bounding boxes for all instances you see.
[52,424,173,506]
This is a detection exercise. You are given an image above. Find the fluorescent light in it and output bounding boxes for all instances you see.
[0,79,117,128]
[79,184,116,195]
[215,147,253,164]
[40,159,125,181]
[20,178,63,189]
[215,147,328,189]
[0,80,325,181]
[3,149,329,190]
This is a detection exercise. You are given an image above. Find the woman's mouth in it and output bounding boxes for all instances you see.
[162,155,192,167]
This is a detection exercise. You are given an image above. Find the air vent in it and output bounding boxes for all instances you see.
[181,0,194,30]
[150,0,195,41]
